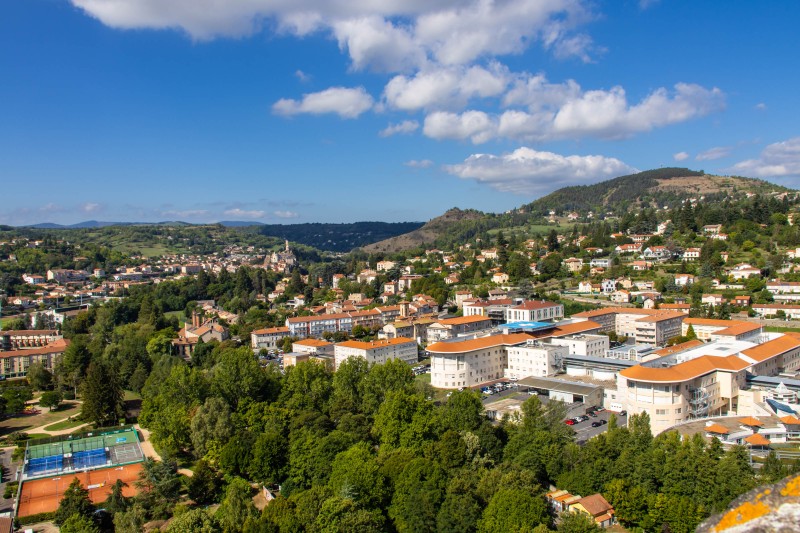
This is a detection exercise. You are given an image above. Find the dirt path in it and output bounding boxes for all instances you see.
[133,425,192,477]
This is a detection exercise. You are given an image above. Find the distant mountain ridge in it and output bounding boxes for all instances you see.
[523,167,790,216]
[362,168,796,253]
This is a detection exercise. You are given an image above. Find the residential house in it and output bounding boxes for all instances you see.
[610,290,630,303]
[702,294,726,306]
[728,263,761,280]
[563,257,584,273]
[682,248,702,261]
[642,246,670,261]
[491,272,510,284]
[615,243,642,254]
[675,274,696,287]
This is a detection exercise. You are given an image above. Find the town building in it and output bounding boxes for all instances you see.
[333,337,418,369]
[426,316,493,342]
[251,326,290,350]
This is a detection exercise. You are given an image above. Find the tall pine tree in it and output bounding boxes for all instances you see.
[81,361,124,427]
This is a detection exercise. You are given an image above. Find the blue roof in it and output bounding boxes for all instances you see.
[501,321,554,332]
[766,398,797,416]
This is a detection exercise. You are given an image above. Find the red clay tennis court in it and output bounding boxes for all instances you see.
[18,462,143,517]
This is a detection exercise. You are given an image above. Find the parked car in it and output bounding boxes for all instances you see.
[591,420,608,428]
[564,419,575,425]
[619,410,627,416]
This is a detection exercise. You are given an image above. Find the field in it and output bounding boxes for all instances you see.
[764,326,800,333]
[487,222,579,238]
[43,418,85,432]
[0,401,82,438]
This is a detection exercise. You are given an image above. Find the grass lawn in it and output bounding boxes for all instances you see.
[164,310,188,324]
[43,418,85,432]
[124,390,142,402]
[764,326,800,333]
[0,401,81,437]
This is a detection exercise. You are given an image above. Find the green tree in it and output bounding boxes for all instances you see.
[104,479,129,514]
[26,361,53,390]
[190,396,232,458]
[389,458,448,533]
[327,442,388,508]
[80,361,124,427]
[478,488,549,533]
[39,390,63,411]
[166,509,220,533]
[313,496,386,532]
[60,514,100,533]
[55,478,95,525]
[557,512,602,533]
[188,459,222,504]
[216,477,257,533]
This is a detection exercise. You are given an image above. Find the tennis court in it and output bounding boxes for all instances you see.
[18,463,143,517]
[23,426,143,481]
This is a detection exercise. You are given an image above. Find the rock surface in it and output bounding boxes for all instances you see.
[698,474,800,532]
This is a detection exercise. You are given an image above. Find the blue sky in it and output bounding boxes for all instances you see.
[2,0,799,225]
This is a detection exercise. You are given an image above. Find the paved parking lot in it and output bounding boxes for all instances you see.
[481,386,627,444]
[572,411,628,444]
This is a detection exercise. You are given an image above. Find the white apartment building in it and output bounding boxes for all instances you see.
[504,301,565,323]
[333,337,417,369]
[572,308,685,346]
[428,333,531,389]
[681,318,763,342]
[427,316,493,342]
[292,338,334,356]
[506,341,568,380]
[619,334,800,434]
[549,334,609,357]
[251,326,290,350]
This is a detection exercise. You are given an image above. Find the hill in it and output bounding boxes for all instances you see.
[363,169,795,253]
[523,168,789,216]
[362,208,490,253]
[258,221,424,252]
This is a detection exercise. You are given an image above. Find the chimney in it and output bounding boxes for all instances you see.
[192,310,200,328]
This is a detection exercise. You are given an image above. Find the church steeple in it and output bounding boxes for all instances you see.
[285,239,290,252]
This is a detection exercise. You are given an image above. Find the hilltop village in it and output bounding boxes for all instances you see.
[2,189,800,531]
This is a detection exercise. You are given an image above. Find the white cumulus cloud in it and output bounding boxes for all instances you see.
[404,159,434,168]
[444,147,636,194]
[272,86,374,118]
[273,210,300,218]
[420,82,724,143]
[70,0,596,67]
[379,120,419,137]
[423,111,496,144]
[696,146,731,161]
[81,202,103,213]
[729,137,800,177]
[673,151,689,161]
[224,208,267,219]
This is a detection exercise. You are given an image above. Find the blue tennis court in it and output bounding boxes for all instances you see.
[26,455,63,477]
[72,449,107,470]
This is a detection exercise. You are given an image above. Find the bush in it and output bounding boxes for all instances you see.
[17,511,56,526]
[4,481,18,499]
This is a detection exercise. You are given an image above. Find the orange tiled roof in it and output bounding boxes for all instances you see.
[335,337,416,350]
[252,327,290,335]
[704,423,730,434]
[738,417,764,427]
[741,335,800,363]
[780,415,800,425]
[435,315,492,326]
[619,354,749,382]
[744,433,770,446]
[427,333,533,354]
[652,339,704,357]
[293,339,333,347]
